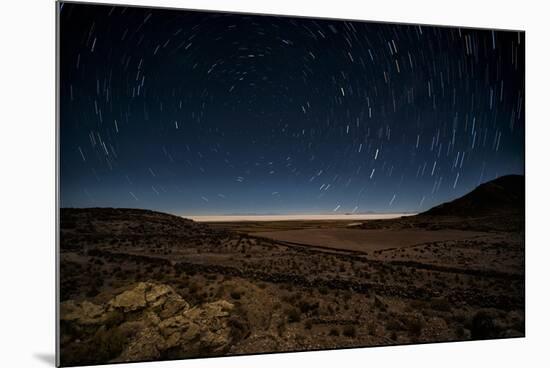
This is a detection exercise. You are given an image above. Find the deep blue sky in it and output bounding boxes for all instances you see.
[59,3,524,216]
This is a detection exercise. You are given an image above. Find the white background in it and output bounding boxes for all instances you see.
[0,0,548,367]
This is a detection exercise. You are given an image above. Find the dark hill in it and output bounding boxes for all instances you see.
[59,208,234,252]
[421,175,524,217]
[60,207,214,237]
[357,175,524,232]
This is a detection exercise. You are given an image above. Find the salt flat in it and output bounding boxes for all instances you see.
[188,213,413,222]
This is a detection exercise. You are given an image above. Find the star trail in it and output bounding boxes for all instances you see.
[59,3,525,215]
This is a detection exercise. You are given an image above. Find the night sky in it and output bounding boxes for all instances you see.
[59,2,525,216]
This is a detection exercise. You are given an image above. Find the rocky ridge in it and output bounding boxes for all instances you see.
[60,282,236,365]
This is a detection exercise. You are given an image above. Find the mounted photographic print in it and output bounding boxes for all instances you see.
[57,1,525,366]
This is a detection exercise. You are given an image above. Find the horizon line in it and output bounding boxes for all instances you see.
[186,213,416,222]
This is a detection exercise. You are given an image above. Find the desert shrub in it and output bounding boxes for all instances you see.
[471,310,498,339]
[367,320,377,335]
[342,291,352,301]
[453,312,467,323]
[230,291,242,300]
[194,292,208,304]
[286,308,301,323]
[342,325,357,338]
[386,318,403,332]
[228,316,250,342]
[403,315,424,337]
[86,248,103,257]
[276,320,286,336]
[62,221,77,229]
[188,282,199,294]
[298,300,319,315]
[430,298,452,312]
[86,286,100,298]
[91,326,127,363]
[282,293,299,304]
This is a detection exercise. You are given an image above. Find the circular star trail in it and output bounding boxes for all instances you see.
[59,3,525,215]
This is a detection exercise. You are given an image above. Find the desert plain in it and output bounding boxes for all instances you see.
[58,175,524,366]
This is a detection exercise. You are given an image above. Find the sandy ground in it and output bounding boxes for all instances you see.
[254,228,491,252]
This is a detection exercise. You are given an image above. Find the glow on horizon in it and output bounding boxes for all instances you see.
[187,213,415,222]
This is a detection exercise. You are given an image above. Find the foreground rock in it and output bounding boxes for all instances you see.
[60,282,236,365]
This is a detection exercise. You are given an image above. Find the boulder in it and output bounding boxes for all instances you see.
[61,300,106,325]
[59,282,236,365]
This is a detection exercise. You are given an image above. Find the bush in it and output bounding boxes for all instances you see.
[298,300,319,315]
[277,320,286,336]
[403,316,424,337]
[86,286,100,298]
[342,325,357,338]
[386,318,403,331]
[228,316,249,342]
[471,310,498,339]
[282,293,299,304]
[83,326,127,364]
[430,298,452,312]
[188,283,199,294]
[286,308,301,323]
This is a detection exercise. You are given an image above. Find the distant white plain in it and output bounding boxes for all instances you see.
[189,213,414,222]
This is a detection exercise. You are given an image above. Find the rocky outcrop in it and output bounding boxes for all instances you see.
[60,282,236,365]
